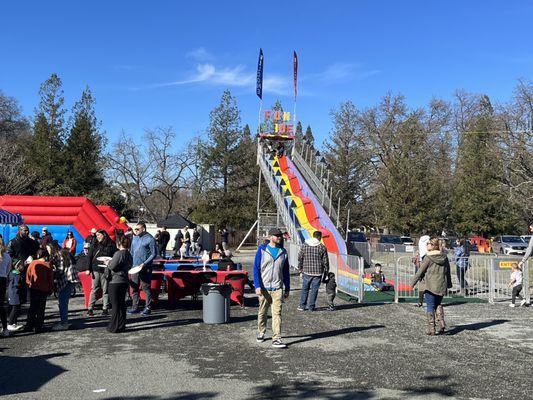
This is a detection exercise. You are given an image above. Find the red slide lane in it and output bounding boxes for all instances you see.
[278,156,340,254]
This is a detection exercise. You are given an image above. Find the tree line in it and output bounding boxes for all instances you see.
[1,74,531,236]
[324,81,532,236]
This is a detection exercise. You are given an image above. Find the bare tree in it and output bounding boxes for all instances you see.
[0,137,36,194]
[106,127,196,221]
[497,80,533,221]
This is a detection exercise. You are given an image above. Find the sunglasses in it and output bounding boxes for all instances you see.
[134,228,140,232]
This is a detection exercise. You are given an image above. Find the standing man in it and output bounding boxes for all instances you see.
[191,227,201,256]
[183,226,191,257]
[85,228,97,246]
[253,228,290,348]
[173,229,184,257]
[128,222,158,315]
[7,225,39,265]
[7,225,40,305]
[40,227,53,249]
[159,227,171,258]
[519,223,533,270]
[221,228,229,251]
[297,231,329,311]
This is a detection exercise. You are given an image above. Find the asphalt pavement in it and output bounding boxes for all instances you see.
[1,248,532,400]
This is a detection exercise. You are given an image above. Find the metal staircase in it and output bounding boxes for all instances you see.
[257,144,302,244]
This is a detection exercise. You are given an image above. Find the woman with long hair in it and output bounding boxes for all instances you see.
[0,237,12,336]
[411,237,452,335]
[62,231,77,255]
[87,230,117,316]
[51,245,78,331]
[107,236,132,333]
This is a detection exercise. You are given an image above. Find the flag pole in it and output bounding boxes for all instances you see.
[293,51,298,123]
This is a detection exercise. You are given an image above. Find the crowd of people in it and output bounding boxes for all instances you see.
[1,220,532,348]
[0,222,159,335]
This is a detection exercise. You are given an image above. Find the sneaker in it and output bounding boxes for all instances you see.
[1,329,12,337]
[327,306,336,311]
[509,303,516,308]
[297,306,305,311]
[51,322,69,332]
[127,308,140,314]
[256,332,265,342]
[271,339,287,348]
[101,309,109,316]
[520,299,527,307]
[141,307,151,316]
[86,309,94,317]
[7,324,24,332]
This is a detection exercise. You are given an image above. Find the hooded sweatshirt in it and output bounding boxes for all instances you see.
[297,237,329,276]
[418,235,430,261]
[411,250,452,296]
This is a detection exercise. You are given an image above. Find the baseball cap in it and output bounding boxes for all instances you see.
[268,228,283,236]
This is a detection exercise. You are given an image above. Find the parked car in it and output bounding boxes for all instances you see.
[491,235,527,256]
[346,231,370,267]
[378,235,404,252]
[521,235,532,244]
[400,236,415,252]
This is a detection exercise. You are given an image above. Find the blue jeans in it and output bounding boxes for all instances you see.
[58,282,72,323]
[299,274,322,310]
[424,291,443,313]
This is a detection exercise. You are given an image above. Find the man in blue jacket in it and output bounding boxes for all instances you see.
[128,222,158,315]
[254,228,290,348]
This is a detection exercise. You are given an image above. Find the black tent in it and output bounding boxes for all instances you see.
[157,214,196,229]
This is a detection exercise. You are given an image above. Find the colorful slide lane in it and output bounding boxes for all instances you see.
[268,154,376,291]
[0,195,128,253]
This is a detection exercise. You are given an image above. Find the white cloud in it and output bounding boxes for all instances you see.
[186,47,214,61]
[310,63,380,83]
[141,63,291,95]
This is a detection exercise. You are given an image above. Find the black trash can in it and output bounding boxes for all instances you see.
[201,283,231,324]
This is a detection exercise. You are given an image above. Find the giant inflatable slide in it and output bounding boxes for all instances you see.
[0,195,128,254]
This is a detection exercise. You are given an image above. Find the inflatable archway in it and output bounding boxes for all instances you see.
[0,195,129,254]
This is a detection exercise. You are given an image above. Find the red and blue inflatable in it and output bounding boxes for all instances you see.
[0,195,128,254]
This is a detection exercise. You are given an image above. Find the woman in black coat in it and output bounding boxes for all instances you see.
[87,230,117,316]
[106,236,132,333]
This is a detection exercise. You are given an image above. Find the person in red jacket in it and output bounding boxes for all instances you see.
[62,231,77,255]
[24,248,54,333]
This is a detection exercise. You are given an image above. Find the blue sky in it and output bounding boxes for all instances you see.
[1,1,532,148]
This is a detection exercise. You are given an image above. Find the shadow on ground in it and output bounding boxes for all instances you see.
[250,378,457,399]
[0,352,69,396]
[285,325,385,346]
[446,319,509,336]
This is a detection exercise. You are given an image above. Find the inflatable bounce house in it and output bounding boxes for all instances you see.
[0,195,128,254]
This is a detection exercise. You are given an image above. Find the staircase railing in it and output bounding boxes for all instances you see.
[291,143,339,223]
[257,145,302,244]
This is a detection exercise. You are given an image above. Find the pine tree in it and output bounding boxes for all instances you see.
[29,73,66,193]
[295,121,303,141]
[63,87,105,195]
[324,101,372,227]
[304,125,315,148]
[193,90,257,229]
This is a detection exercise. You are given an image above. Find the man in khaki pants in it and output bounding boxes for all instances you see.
[253,228,291,348]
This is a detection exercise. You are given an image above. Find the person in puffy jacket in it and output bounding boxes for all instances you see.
[87,230,117,316]
[253,228,290,349]
[24,249,54,333]
[411,237,452,335]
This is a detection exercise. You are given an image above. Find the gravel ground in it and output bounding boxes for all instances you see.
[1,247,532,399]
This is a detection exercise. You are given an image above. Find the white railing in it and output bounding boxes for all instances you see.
[257,147,301,244]
[291,144,339,223]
